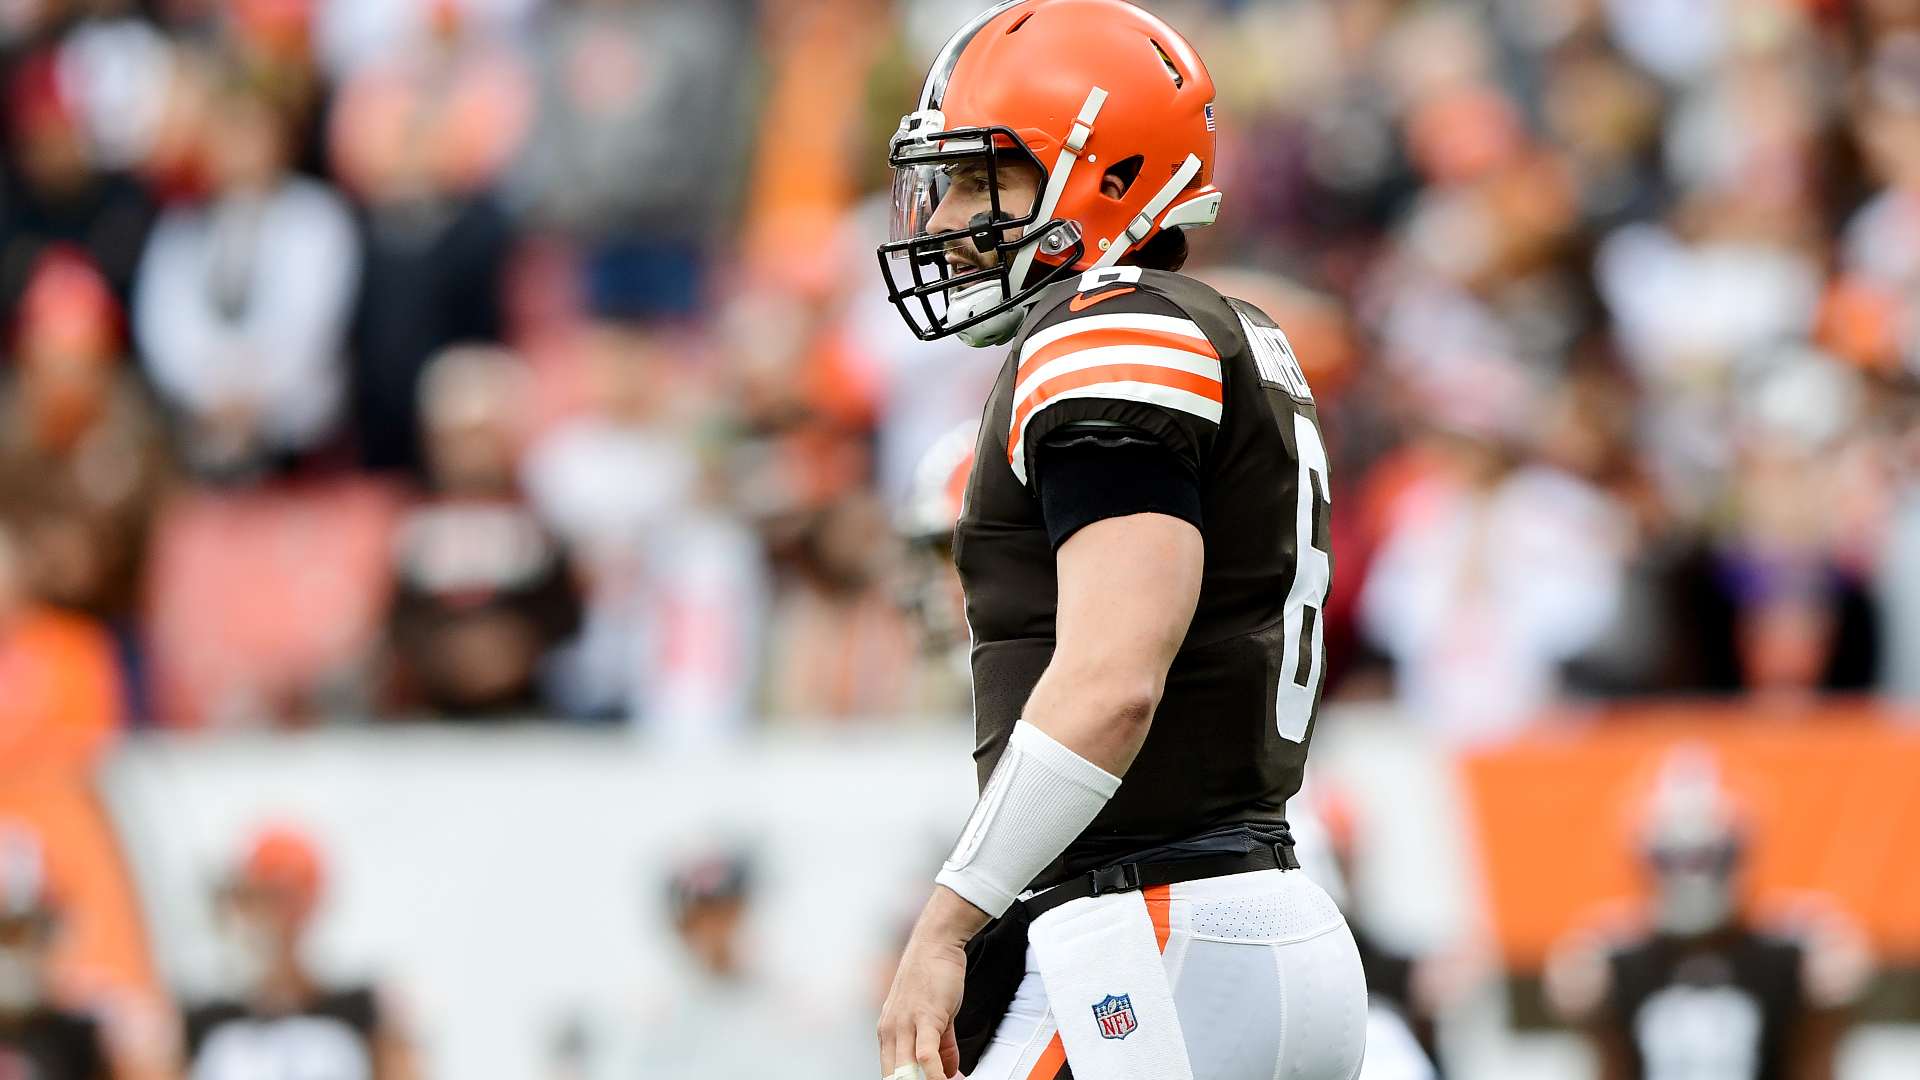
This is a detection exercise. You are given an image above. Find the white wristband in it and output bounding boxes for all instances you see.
[935,721,1121,918]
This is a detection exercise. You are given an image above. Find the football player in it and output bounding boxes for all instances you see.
[873,3,1366,1078]
[182,826,418,1080]
[896,420,979,669]
[1545,748,1870,1080]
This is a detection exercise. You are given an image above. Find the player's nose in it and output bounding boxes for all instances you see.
[925,191,978,236]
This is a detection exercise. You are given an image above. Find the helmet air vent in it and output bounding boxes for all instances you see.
[1150,39,1184,88]
[1007,11,1033,34]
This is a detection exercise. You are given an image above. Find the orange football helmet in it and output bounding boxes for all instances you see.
[879,0,1222,345]
[233,824,326,922]
[898,421,977,546]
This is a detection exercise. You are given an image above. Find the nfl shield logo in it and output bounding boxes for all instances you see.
[1092,994,1137,1040]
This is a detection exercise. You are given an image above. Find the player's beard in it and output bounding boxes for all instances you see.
[942,251,1026,348]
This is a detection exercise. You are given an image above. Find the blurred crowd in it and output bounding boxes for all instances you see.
[1,0,1918,743]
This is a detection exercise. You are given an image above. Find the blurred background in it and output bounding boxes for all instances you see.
[1,0,1917,1077]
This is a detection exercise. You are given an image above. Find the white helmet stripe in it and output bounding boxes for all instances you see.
[1006,86,1107,296]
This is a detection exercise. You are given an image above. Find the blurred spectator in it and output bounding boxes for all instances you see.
[0,249,168,719]
[1709,351,1882,693]
[0,0,1913,737]
[1545,747,1871,1080]
[133,66,358,482]
[0,515,123,765]
[558,846,862,1080]
[0,823,116,1080]
[1357,363,1633,743]
[762,493,922,721]
[330,2,529,473]
[1537,34,1666,231]
[512,0,757,321]
[1602,0,1732,85]
[184,825,417,1080]
[384,346,580,718]
[315,0,541,81]
[41,3,173,175]
[206,0,334,180]
[1880,381,1920,699]
[0,48,156,327]
[522,324,766,735]
[1844,32,1920,305]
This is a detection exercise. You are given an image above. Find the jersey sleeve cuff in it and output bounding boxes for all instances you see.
[1033,431,1204,549]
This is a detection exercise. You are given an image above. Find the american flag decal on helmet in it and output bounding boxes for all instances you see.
[1204,102,1216,131]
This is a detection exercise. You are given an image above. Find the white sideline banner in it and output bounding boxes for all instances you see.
[95,715,1920,1080]
[102,726,978,1080]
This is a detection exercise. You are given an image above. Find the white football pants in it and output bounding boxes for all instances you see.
[966,868,1368,1080]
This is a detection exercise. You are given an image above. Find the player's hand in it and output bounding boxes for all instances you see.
[877,935,965,1079]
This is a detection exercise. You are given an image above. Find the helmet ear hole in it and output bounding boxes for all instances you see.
[1149,38,1184,88]
[1102,155,1144,199]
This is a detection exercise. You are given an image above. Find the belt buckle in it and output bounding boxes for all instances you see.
[1087,862,1142,897]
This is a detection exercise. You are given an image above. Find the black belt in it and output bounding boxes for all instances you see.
[1021,841,1301,921]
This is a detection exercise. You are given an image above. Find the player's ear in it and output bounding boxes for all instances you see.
[1100,156,1143,200]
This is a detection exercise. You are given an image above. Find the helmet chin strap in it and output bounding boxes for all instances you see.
[954,87,1110,349]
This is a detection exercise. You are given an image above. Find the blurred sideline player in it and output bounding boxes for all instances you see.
[182,826,417,1080]
[874,3,1367,1078]
[0,822,117,1079]
[897,420,979,674]
[549,847,861,1080]
[1545,748,1870,1080]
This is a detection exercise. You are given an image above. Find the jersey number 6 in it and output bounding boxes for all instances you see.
[1276,412,1331,743]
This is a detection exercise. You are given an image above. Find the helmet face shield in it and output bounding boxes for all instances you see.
[877,118,1081,342]
[888,162,940,246]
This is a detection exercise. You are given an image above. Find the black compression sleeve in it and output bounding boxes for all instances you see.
[1032,426,1204,550]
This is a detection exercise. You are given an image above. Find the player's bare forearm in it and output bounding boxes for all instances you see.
[1022,512,1204,775]
[882,516,1202,1078]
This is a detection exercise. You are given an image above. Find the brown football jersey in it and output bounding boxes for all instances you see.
[954,266,1332,889]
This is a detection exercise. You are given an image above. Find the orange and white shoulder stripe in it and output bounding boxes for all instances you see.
[1005,312,1222,483]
